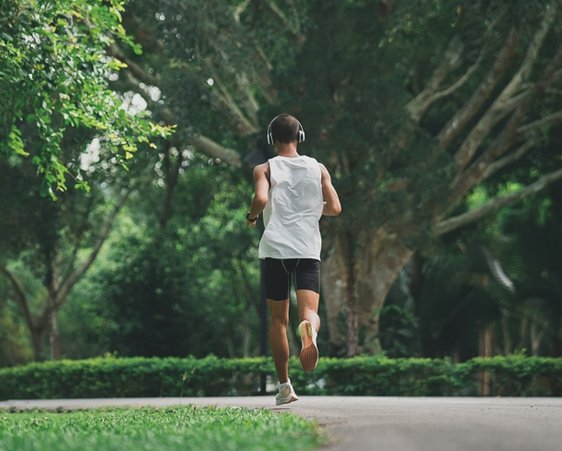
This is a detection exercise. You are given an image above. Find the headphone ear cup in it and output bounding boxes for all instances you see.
[298,129,305,143]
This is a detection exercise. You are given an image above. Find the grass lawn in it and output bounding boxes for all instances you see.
[0,405,323,451]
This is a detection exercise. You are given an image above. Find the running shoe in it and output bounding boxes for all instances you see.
[276,381,299,406]
[298,320,319,372]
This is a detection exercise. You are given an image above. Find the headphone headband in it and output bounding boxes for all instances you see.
[266,114,306,145]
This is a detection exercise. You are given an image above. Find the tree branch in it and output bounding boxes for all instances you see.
[111,70,173,122]
[55,189,132,307]
[187,134,242,167]
[264,0,303,41]
[407,37,464,121]
[233,0,251,24]
[480,142,534,182]
[58,194,96,287]
[435,168,562,235]
[111,71,242,167]
[1,266,34,331]
[206,67,258,135]
[497,2,558,100]
[438,29,518,149]
[452,86,530,171]
[160,145,183,228]
[409,38,491,122]
[107,44,159,86]
[430,50,485,104]
[234,71,260,125]
[408,8,499,124]
[518,110,562,136]
[449,43,562,204]
[452,6,557,170]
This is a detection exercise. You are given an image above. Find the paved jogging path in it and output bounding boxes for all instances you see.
[2,396,562,451]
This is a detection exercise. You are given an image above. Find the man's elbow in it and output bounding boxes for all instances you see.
[324,202,342,216]
[254,194,268,209]
[331,203,342,216]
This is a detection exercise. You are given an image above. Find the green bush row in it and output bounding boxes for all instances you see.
[1,355,560,400]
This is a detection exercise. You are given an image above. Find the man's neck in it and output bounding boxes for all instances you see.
[275,142,299,157]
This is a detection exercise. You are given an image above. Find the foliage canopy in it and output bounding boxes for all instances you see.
[0,0,171,198]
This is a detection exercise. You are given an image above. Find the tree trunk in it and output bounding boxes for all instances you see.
[321,238,347,354]
[321,228,413,355]
[344,233,359,357]
[49,306,61,360]
[30,324,45,361]
[1,266,47,360]
[356,230,414,354]
[479,325,493,396]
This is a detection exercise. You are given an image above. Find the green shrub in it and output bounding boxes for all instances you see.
[0,355,560,400]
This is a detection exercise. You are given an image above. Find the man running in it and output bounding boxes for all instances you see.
[246,114,341,405]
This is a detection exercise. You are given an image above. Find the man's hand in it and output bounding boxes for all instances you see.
[246,212,259,227]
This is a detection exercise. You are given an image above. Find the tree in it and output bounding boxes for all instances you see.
[58,158,261,359]
[278,0,562,354]
[0,0,170,196]
[0,145,135,359]
[0,0,173,360]
[408,183,562,360]
[97,0,562,355]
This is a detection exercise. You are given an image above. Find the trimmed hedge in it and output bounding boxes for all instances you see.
[0,355,560,400]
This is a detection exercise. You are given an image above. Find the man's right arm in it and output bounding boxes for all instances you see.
[246,163,270,226]
[320,163,342,216]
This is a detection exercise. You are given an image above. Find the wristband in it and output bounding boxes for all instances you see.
[246,212,258,222]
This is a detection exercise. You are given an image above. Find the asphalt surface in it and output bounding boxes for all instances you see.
[1,396,561,451]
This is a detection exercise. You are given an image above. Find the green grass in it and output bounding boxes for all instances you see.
[0,405,323,451]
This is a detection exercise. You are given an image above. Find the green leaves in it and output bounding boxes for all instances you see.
[0,0,173,199]
[0,355,560,399]
[6,128,28,157]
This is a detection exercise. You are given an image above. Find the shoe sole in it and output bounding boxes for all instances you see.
[299,321,318,372]
[276,394,299,406]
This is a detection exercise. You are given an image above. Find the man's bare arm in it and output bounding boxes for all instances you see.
[320,163,342,216]
[247,163,270,226]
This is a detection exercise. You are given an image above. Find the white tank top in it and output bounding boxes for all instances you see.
[258,155,323,260]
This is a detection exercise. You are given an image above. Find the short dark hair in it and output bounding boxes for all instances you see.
[271,114,300,144]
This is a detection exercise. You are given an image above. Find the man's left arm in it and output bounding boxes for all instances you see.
[320,163,342,216]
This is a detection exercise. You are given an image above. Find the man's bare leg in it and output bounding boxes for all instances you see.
[296,289,320,371]
[296,289,320,332]
[267,299,290,383]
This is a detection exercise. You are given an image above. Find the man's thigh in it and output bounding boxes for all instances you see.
[264,258,291,301]
[294,259,320,294]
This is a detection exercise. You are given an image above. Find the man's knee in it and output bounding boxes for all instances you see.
[296,290,319,310]
[270,315,288,329]
[268,298,289,329]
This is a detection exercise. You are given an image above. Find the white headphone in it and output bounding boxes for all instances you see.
[266,114,306,145]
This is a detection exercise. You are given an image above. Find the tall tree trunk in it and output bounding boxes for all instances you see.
[356,230,414,354]
[321,238,347,354]
[49,306,61,360]
[30,324,45,361]
[344,233,359,357]
[321,228,413,355]
[1,266,47,360]
[479,325,493,396]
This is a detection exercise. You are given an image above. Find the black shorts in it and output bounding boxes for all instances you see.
[264,258,320,301]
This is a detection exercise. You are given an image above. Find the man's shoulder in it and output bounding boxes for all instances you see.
[299,155,323,169]
[253,162,270,179]
[254,161,269,171]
